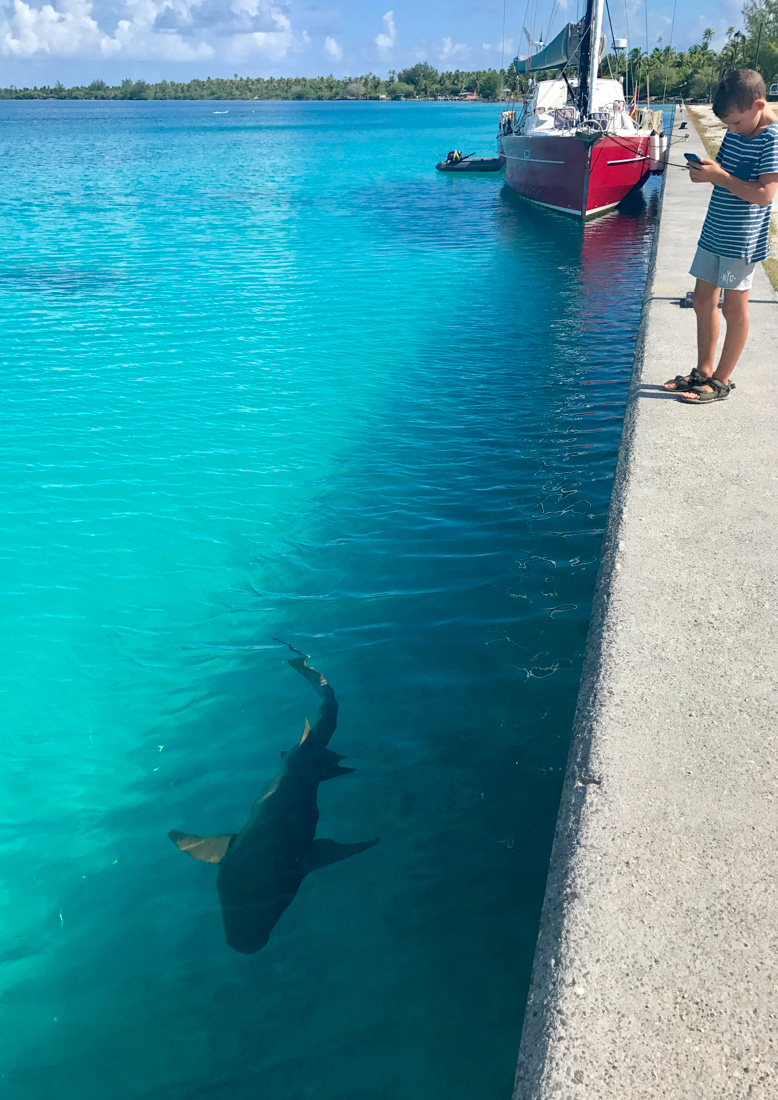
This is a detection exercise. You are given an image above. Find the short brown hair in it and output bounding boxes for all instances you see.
[712,69,766,117]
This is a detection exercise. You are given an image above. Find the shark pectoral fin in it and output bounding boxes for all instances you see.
[323,764,355,779]
[319,748,354,780]
[307,837,380,873]
[299,718,311,744]
[168,830,235,864]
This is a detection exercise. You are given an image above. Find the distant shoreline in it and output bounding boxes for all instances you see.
[0,65,509,103]
[0,96,503,104]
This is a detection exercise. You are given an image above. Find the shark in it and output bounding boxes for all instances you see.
[169,640,379,954]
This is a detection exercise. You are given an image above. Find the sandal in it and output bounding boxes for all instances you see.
[664,368,736,394]
[679,377,732,404]
[664,366,707,392]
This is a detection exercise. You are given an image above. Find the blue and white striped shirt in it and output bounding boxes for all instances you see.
[698,120,778,263]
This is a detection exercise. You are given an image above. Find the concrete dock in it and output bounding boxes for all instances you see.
[513,124,778,1097]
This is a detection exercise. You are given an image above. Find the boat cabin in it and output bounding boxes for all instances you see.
[514,77,637,136]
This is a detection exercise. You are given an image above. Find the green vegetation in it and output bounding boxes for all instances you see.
[0,67,508,102]
[3,10,778,103]
[597,20,778,103]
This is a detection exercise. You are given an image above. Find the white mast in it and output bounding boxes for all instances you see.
[587,0,605,112]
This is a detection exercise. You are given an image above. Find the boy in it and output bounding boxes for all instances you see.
[664,69,778,403]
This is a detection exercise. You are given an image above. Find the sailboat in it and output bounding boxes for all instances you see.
[497,0,666,218]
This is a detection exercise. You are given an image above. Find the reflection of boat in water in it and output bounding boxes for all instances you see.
[496,170,657,289]
[436,150,505,173]
[498,0,667,218]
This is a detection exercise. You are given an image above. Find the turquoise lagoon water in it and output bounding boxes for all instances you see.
[0,100,662,1099]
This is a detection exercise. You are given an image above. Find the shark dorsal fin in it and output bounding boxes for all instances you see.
[299,718,311,744]
[168,830,235,864]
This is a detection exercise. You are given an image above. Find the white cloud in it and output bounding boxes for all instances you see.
[438,35,465,62]
[1,0,101,58]
[324,33,341,61]
[0,0,211,60]
[375,9,394,54]
[482,36,514,57]
[0,0,306,61]
[224,10,308,62]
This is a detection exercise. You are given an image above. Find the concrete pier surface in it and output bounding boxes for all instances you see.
[513,125,778,1097]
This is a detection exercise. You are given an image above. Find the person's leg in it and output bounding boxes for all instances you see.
[663,278,719,390]
[693,278,720,374]
[682,288,750,401]
[715,289,749,383]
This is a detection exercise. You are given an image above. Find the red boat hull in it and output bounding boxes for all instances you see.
[501,132,651,218]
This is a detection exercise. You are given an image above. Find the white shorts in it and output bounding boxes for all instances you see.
[690,245,756,291]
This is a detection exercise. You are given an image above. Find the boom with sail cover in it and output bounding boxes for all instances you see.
[513,19,604,75]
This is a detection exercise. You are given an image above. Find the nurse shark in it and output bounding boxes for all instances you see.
[169,641,378,953]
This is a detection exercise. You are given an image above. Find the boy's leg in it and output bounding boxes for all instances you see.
[693,279,720,374]
[716,289,749,383]
[682,288,749,401]
[663,278,719,390]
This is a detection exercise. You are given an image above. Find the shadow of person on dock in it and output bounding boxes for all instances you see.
[636,384,681,399]
[649,295,777,305]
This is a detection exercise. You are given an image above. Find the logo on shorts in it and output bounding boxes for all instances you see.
[721,270,738,285]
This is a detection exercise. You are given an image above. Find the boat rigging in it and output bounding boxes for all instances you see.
[497,0,668,218]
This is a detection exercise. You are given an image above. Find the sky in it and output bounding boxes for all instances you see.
[0,0,748,87]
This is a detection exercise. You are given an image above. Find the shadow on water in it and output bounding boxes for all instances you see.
[154,178,659,1099]
[0,265,126,295]
[616,186,648,220]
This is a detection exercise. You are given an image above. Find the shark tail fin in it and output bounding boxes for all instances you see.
[275,639,332,699]
[273,637,310,660]
[168,830,235,864]
[306,836,380,873]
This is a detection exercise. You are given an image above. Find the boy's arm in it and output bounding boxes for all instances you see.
[689,158,778,207]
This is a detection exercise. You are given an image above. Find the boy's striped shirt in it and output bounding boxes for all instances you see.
[698,120,778,263]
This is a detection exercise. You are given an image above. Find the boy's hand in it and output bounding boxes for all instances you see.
[688,157,724,184]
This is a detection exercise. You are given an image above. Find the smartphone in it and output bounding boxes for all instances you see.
[684,152,701,163]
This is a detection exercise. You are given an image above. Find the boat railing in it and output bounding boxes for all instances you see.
[512,102,649,138]
[553,108,577,131]
[584,112,609,132]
